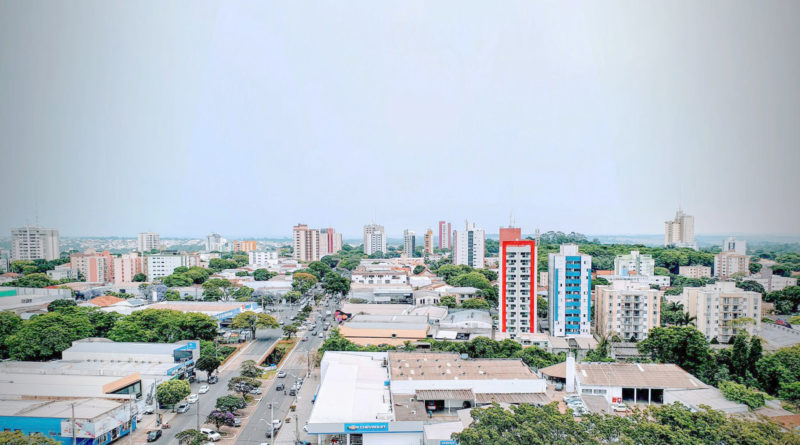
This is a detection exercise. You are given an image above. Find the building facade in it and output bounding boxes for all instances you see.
[319,228,343,256]
[664,209,696,249]
[714,251,750,278]
[423,229,434,255]
[498,227,537,335]
[112,253,146,284]
[548,244,592,337]
[11,226,60,261]
[594,281,662,341]
[363,224,387,255]
[452,222,485,268]
[403,229,416,257]
[137,232,160,252]
[670,281,761,343]
[614,250,655,277]
[679,265,712,279]
[146,253,199,279]
[70,249,113,283]
[722,237,747,255]
[437,221,451,250]
[232,240,257,253]
[293,224,320,262]
[205,233,226,252]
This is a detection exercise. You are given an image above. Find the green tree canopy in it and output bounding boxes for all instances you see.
[230,311,278,339]
[253,269,277,281]
[461,298,490,310]
[157,379,191,406]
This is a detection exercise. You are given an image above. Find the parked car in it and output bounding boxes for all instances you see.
[318,332,324,338]
[233,417,242,427]
[272,419,282,432]
[147,430,162,442]
[176,403,190,413]
[208,375,219,384]
[289,388,297,396]
[277,371,287,378]
[199,384,209,394]
[250,387,262,394]
[188,394,199,404]
[276,383,285,391]
[296,377,304,385]
[200,428,221,441]
[143,405,155,414]
[612,403,628,413]
[301,336,308,342]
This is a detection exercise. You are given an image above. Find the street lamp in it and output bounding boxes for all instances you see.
[259,402,274,442]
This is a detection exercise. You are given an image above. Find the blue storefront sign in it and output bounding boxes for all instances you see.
[343,422,388,433]
[440,440,457,445]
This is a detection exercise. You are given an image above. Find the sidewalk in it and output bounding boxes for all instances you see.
[272,364,320,444]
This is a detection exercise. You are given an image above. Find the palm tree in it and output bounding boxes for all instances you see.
[677,312,696,326]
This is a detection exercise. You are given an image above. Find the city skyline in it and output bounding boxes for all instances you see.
[2,2,799,237]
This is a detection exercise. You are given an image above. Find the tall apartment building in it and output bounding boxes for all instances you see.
[205,233,226,252]
[112,252,146,284]
[146,252,200,279]
[670,282,761,343]
[423,229,434,255]
[11,226,60,261]
[319,228,343,256]
[714,251,750,278]
[498,227,537,335]
[137,232,160,252]
[594,281,662,341]
[722,237,747,255]
[438,221,452,250]
[664,209,696,249]
[549,244,592,337]
[614,250,655,276]
[70,249,113,283]
[403,230,416,257]
[232,240,257,253]
[293,224,320,262]
[452,222,485,268]
[679,265,712,279]
[363,224,387,255]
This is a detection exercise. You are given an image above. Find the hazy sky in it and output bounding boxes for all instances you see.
[1,1,798,238]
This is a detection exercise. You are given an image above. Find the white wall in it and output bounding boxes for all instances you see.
[364,432,422,445]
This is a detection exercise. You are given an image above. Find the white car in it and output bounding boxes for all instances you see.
[200,428,221,441]
[198,385,209,394]
[187,394,199,404]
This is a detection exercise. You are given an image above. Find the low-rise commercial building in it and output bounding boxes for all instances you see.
[47,264,80,281]
[748,273,797,293]
[339,315,430,346]
[594,281,662,341]
[351,269,410,285]
[350,284,414,304]
[140,301,259,326]
[307,351,547,445]
[433,310,492,341]
[0,398,136,445]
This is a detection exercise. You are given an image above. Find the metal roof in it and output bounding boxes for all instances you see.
[416,389,475,400]
[475,393,550,404]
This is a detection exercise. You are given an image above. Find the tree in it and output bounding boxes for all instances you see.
[750,262,763,274]
[196,355,221,377]
[230,311,278,339]
[438,296,457,308]
[321,271,350,297]
[638,326,713,380]
[536,296,548,318]
[162,273,193,287]
[308,261,331,279]
[132,273,147,282]
[1,272,56,288]
[283,323,298,339]
[719,380,766,409]
[228,376,261,401]
[253,269,277,281]
[157,379,191,407]
[108,309,217,343]
[165,289,182,301]
[203,278,235,301]
[737,280,765,294]
[765,286,800,315]
[478,269,498,282]
[5,310,96,360]
[292,272,318,294]
[176,429,208,445]
[47,299,77,312]
[285,290,302,303]
[235,271,250,277]
[233,285,254,301]
[0,431,60,444]
[215,395,244,413]
[207,410,235,430]
[448,272,491,290]
[0,311,23,359]
[413,265,425,275]
[240,359,261,378]
[654,267,671,276]
[461,298,490,310]
[772,264,793,277]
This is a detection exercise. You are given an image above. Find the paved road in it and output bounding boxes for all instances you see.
[133,302,308,444]
[237,299,340,445]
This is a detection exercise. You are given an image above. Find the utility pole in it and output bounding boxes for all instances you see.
[71,402,76,445]
[129,395,134,445]
[270,403,274,443]
[196,397,200,430]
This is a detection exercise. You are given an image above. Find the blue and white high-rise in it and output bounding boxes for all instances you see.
[548,244,592,337]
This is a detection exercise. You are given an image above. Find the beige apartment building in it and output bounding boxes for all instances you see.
[669,282,761,343]
[424,229,434,255]
[679,265,712,279]
[714,251,750,278]
[594,281,662,341]
[293,224,320,262]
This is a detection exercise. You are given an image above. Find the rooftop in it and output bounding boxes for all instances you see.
[85,295,127,307]
[144,301,254,313]
[0,398,125,419]
[541,362,707,389]
[388,352,536,381]
[64,338,186,356]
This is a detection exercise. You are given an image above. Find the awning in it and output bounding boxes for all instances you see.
[415,389,475,400]
[475,393,550,404]
[434,330,458,340]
